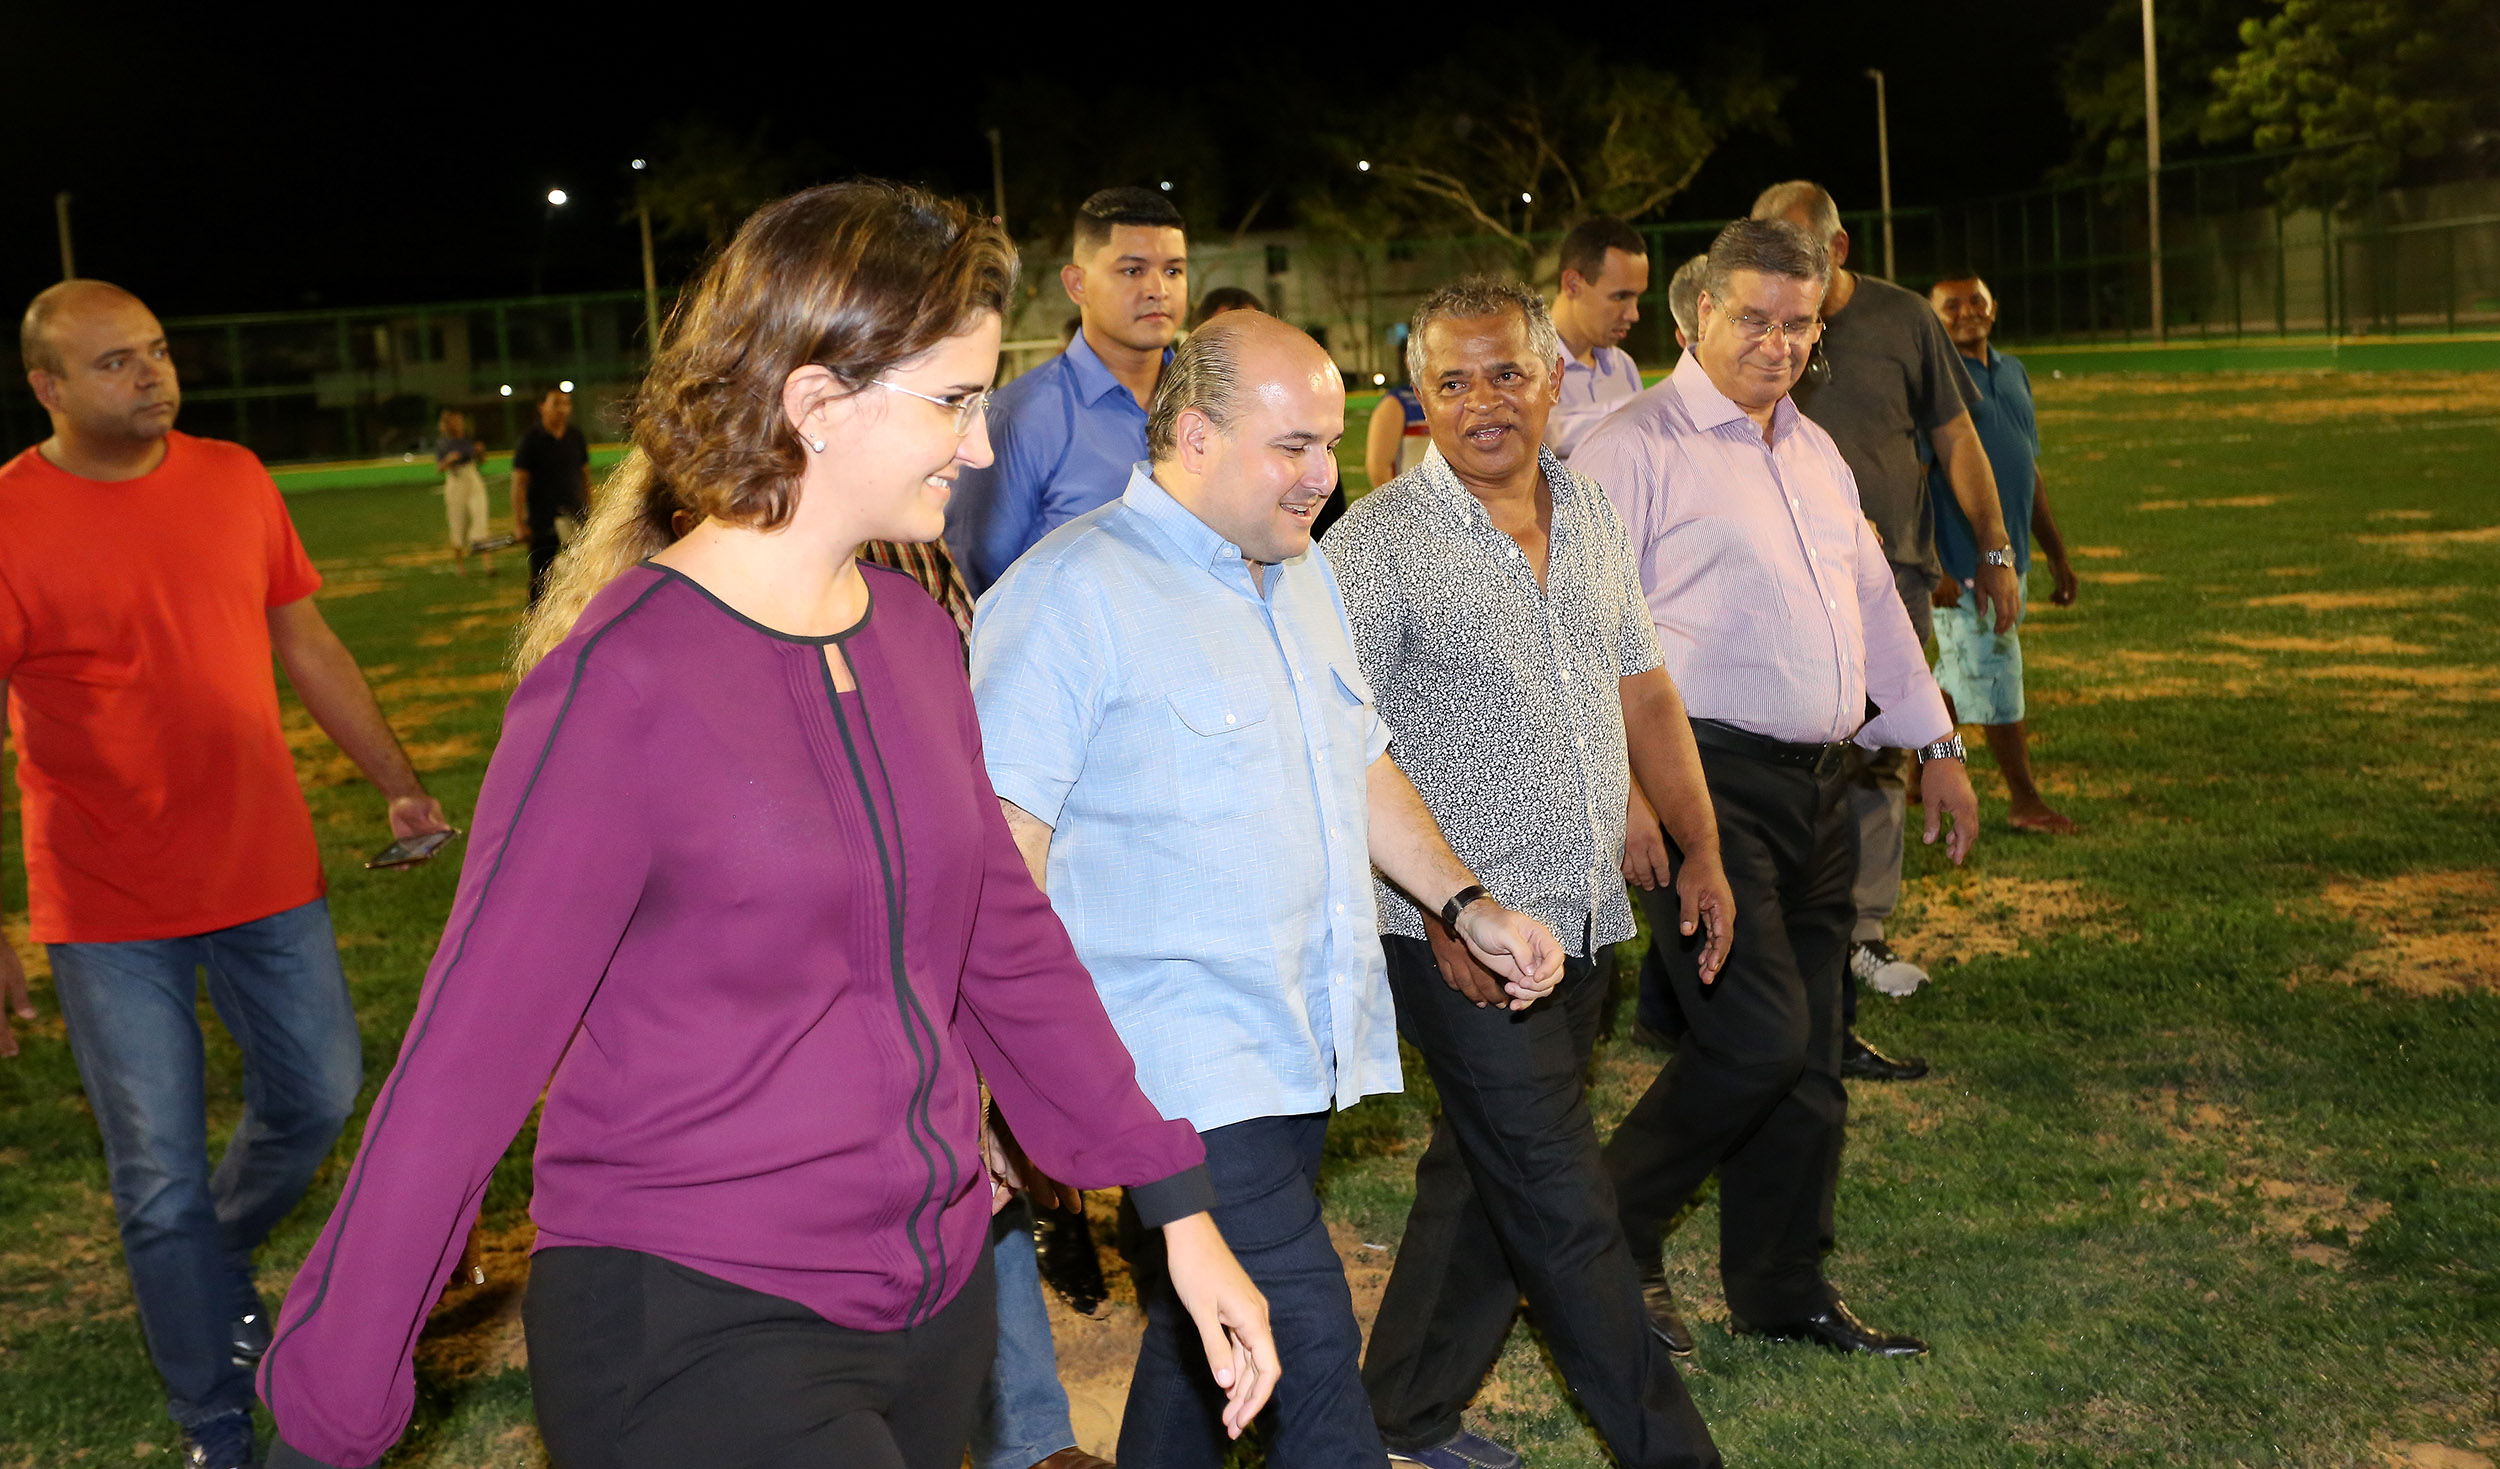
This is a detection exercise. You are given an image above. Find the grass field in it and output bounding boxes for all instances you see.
[3,370,2496,1468]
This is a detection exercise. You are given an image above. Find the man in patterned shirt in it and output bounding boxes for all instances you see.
[1325,278,1731,1469]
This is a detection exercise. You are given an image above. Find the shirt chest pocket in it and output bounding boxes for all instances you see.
[1166,679,1285,822]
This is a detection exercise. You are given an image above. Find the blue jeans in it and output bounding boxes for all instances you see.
[49,897,363,1431]
[971,1198,1078,1469]
[1120,1113,1381,1469]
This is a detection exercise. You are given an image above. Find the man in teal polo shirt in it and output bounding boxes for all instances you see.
[946,186,1187,594]
[1926,273,2081,834]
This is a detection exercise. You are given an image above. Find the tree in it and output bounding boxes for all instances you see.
[1309,50,1788,266]
[2202,0,2500,211]
[635,117,825,250]
[2056,0,2257,177]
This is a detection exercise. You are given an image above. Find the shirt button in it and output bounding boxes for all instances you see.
[1576,735,1588,747]
[1826,599,1836,609]
[1225,713,1237,724]
[1335,903,1346,914]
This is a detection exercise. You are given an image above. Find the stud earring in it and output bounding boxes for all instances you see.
[806,435,826,453]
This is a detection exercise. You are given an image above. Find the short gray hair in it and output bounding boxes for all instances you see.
[1750,180,1842,243]
[1405,275,1561,388]
[1146,320,1249,459]
[1701,218,1831,319]
[1666,253,1709,342]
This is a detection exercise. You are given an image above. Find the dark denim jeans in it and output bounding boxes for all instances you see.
[49,897,363,1431]
[1119,1112,1381,1469]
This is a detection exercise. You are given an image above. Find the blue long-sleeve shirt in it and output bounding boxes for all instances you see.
[945,332,1164,594]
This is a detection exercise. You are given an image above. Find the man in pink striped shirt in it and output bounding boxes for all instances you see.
[1576,217,1978,1361]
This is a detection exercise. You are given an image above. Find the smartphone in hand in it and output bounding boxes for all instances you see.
[365,829,459,870]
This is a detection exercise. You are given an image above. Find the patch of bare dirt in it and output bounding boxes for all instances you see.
[2296,664,2498,702]
[2368,509,2438,521]
[2262,566,2321,577]
[2070,545,2127,559]
[2081,569,2163,584]
[1890,874,2132,965]
[2131,1085,2392,1267]
[2213,634,2432,655]
[2360,526,2500,555]
[2320,870,2500,998]
[0,1182,135,1331]
[2245,588,2469,612]
[416,1220,537,1384]
[2378,1442,2496,1468]
[2137,495,2282,510]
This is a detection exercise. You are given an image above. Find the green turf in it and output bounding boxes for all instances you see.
[4,371,2497,1466]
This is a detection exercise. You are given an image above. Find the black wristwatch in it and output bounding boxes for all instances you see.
[1441,883,1490,930]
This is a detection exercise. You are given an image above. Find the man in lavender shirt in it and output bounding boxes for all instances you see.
[1546,216,1650,461]
[1575,218,1979,1360]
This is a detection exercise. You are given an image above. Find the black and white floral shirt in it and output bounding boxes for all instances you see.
[1323,442,1664,955]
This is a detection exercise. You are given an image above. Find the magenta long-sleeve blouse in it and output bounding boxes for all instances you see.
[260,563,1210,1469]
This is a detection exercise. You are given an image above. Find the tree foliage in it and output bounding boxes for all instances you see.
[2202,0,2500,211]
[635,117,825,249]
[2056,0,2254,176]
[1303,50,1787,261]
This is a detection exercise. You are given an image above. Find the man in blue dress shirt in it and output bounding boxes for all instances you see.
[973,312,1565,1469]
[946,186,1188,594]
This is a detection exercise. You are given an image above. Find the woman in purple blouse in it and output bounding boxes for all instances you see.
[260,182,1277,1469]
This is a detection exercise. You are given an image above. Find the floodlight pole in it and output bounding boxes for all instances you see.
[2143,0,2165,343]
[1865,69,1895,281]
[638,200,660,348]
[986,128,1008,238]
[55,192,75,280]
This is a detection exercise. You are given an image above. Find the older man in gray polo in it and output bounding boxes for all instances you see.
[1327,278,1729,1469]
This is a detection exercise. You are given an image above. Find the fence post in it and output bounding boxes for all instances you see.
[494,304,516,442]
[227,322,250,445]
[2445,225,2457,334]
[336,317,359,458]
[2274,210,2287,337]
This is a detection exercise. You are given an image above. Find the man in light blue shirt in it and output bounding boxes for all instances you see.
[972,312,1563,1469]
[947,186,1187,594]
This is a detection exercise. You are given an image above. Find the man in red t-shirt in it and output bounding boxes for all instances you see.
[2,280,453,1469]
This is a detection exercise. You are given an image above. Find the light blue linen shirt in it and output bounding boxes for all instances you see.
[969,465,1400,1134]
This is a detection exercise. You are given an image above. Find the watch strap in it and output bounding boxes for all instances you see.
[1916,734,1967,765]
[1441,883,1490,930]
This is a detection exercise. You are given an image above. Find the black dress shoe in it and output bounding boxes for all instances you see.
[1841,1030,1929,1081]
[1736,1297,1928,1358]
[1636,1265,1696,1356]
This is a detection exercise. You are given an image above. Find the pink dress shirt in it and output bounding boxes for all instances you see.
[1547,340,1644,460]
[1571,352,1952,752]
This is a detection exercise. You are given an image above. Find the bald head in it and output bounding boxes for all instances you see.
[1146,309,1344,567]
[21,279,148,376]
[1146,310,1334,461]
[1751,181,1842,245]
[23,279,181,455]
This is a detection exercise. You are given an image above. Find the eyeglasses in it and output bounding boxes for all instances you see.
[1725,312,1826,347]
[873,379,991,436]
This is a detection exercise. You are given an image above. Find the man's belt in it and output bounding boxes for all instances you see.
[1689,718,1849,778]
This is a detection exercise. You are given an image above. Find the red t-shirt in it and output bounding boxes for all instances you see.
[0,432,327,943]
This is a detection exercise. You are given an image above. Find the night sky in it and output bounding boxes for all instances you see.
[3,5,2111,320]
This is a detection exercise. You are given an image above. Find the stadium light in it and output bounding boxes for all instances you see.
[559,380,575,393]
[547,188,569,206]
[1521,192,1533,203]
[630,158,646,171]
[1159,180,1173,191]
[1372,373,1387,386]
[499,384,513,397]
[1357,160,1371,172]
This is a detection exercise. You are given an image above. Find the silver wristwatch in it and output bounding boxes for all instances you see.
[1916,733,1967,765]
[1979,545,2016,569]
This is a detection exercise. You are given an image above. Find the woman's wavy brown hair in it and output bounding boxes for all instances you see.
[514,179,1017,674]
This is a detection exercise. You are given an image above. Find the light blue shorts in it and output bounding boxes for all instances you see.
[1932,581,2026,726]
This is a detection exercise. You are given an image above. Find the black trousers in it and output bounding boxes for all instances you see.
[524,1245,996,1469]
[1364,939,1720,1469]
[1603,745,1856,1326]
[527,531,563,605]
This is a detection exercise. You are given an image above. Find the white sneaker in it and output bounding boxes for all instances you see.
[1850,939,1929,997]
